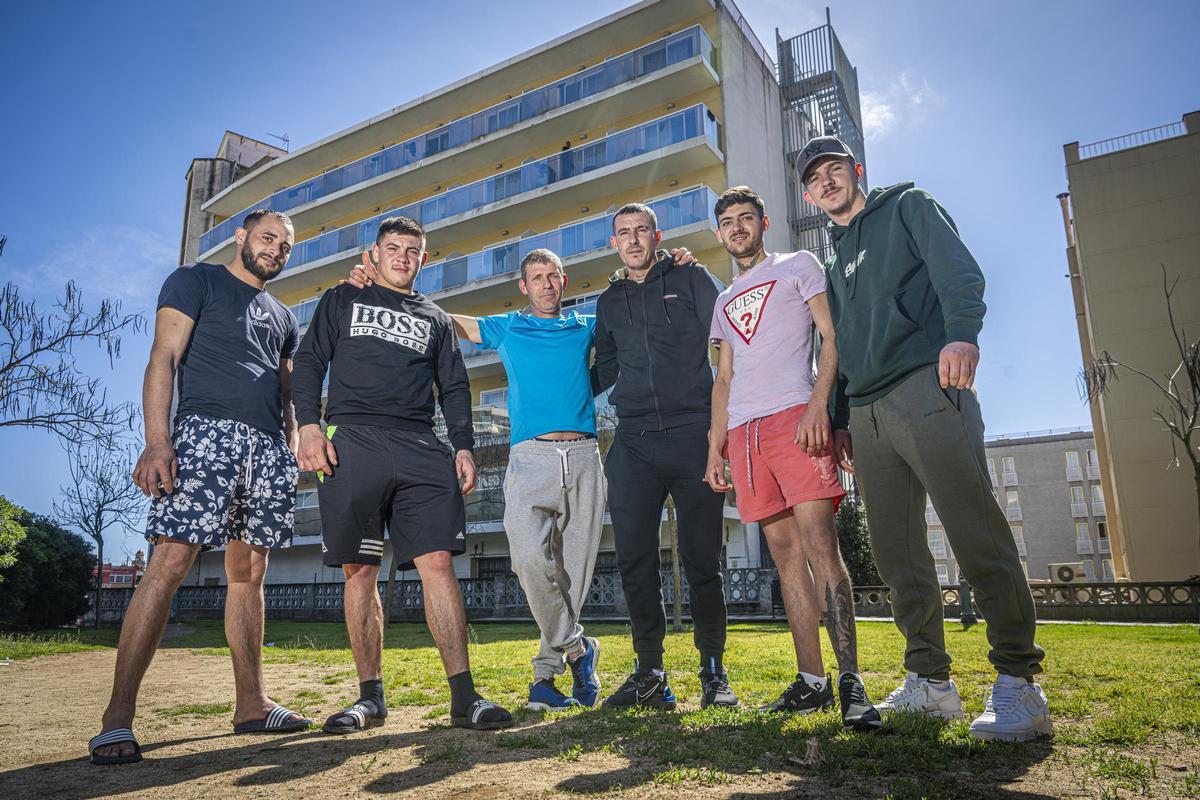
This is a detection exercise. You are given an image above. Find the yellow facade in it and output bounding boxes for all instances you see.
[1062,111,1200,581]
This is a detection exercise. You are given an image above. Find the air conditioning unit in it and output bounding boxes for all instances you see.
[1048,562,1089,583]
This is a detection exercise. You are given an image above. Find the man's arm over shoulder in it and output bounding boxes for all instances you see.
[292,288,342,429]
[900,188,986,345]
[689,264,724,328]
[434,315,474,453]
[590,294,618,395]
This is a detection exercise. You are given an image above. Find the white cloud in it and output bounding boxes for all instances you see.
[861,92,895,138]
[22,226,175,315]
[860,71,940,141]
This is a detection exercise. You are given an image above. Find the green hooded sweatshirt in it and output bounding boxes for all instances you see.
[826,182,986,428]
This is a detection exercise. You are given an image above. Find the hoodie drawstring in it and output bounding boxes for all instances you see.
[661,269,672,325]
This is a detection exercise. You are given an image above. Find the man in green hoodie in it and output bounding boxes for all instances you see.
[797,135,1051,742]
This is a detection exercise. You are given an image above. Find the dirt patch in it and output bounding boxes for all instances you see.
[0,648,1195,799]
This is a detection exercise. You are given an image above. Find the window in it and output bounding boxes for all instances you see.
[1087,449,1099,467]
[1075,522,1089,541]
[1006,490,1020,509]
[987,458,997,480]
[927,530,947,558]
[936,564,950,585]
[1002,456,1018,484]
[1065,450,1083,481]
[1091,484,1104,503]
[1072,486,1085,504]
[1102,559,1114,580]
[480,388,508,408]
[1012,525,1026,556]
[1097,521,1108,539]
[475,557,513,579]
[1020,560,1029,578]
[1003,456,1015,472]
[1065,451,1080,468]
[1082,561,1095,581]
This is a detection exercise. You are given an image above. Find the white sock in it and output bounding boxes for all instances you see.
[799,671,826,689]
[651,668,665,677]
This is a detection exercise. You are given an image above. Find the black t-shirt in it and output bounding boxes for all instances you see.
[291,283,474,452]
[157,263,299,435]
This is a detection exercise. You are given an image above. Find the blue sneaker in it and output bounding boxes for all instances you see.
[569,636,601,706]
[527,678,581,711]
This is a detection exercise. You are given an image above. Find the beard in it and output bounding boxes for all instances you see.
[726,230,763,260]
[241,244,283,280]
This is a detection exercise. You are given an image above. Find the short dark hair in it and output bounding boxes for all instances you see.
[713,186,765,221]
[611,202,658,235]
[376,215,425,244]
[519,248,563,282]
[242,209,293,232]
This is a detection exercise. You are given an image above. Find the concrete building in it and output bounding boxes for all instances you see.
[925,429,1115,584]
[175,0,866,587]
[1060,111,1200,581]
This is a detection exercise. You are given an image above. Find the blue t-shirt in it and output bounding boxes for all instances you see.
[477,310,597,444]
[158,263,299,436]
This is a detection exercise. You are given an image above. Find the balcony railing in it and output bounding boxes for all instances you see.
[1071,502,1089,517]
[1098,538,1111,554]
[1077,120,1187,160]
[1002,471,1018,486]
[1016,540,1028,557]
[1005,506,1023,521]
[1092,499,1106,515]
[415,186,718,295]
[1087,465,1101,481]
[1065,466,1083,482]
[276,104,720,274]
[988,471,998,486]
[199,26,716,253]
[1076,538,1095,556]
[924,508,940,526]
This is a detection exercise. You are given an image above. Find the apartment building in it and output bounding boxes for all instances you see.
[174,0,866,586]
[1060,111,1200,581]
[924,429,1115,585]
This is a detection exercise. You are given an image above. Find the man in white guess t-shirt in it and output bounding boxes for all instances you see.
[704,185,880,731]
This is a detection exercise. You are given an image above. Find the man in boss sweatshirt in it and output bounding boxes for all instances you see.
[292,215,513,733]
[592,202,738,711]
[799,136,1051,741]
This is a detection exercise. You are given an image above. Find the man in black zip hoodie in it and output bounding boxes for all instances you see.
[592,202,738,710]
[799,136,1051,742]
[293,215,513,732]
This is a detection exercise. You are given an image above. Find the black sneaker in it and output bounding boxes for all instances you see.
[760,674,836,714]
[602,669,677,710]
[838,672,883,731]
[699,670,740,709]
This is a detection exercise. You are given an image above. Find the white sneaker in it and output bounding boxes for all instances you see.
[969,674,1053,741]
[877,672,964,719]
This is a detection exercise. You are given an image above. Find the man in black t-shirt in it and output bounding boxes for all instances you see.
[293,215,513,732]
[90,210,311,766]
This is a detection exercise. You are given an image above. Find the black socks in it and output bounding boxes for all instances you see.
[359,679,387,717]
[448,670,483,717]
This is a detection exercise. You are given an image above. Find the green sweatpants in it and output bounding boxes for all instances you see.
[849,365,1043,679]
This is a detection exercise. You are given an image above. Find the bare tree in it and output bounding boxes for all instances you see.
[1081,265,1200,561]
[0,281,144,445]
[53,437,146,627]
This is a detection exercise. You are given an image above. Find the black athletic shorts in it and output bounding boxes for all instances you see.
[317,423,466,568]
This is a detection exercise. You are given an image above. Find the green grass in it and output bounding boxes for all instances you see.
[8,619,1199,797]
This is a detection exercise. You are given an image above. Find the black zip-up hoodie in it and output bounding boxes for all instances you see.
[591,250,723,430]
[292,283,474,452]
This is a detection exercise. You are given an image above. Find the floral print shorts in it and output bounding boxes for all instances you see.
[145,414,298,549]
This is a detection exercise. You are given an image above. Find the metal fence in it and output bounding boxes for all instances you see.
[1077,121,1187,160]
[85,575,1198,626]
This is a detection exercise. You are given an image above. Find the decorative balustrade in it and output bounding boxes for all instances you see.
[85,573,1200,626]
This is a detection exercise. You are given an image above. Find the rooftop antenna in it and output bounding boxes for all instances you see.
[265,131,290,152]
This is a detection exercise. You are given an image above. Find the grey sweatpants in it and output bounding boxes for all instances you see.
[849,365,1044,679]
[503,437,606,680]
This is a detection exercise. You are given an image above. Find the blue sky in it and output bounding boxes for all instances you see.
[1,0,1198,559]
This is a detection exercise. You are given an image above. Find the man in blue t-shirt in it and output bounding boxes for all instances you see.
[457,249,604,710]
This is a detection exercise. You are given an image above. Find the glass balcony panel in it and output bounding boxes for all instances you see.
[200,27,716,255]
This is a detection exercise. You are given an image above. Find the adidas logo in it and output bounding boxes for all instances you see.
[248,304,272,330]
[455,531,465,540]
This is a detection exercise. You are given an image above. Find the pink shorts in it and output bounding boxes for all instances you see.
[725,403,846,523]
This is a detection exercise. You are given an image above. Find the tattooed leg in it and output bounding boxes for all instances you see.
[795,500,860,675]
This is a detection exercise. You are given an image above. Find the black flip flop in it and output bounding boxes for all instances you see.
[233,705,312,734]
[89,727,142,765]
[323,701,387,734]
